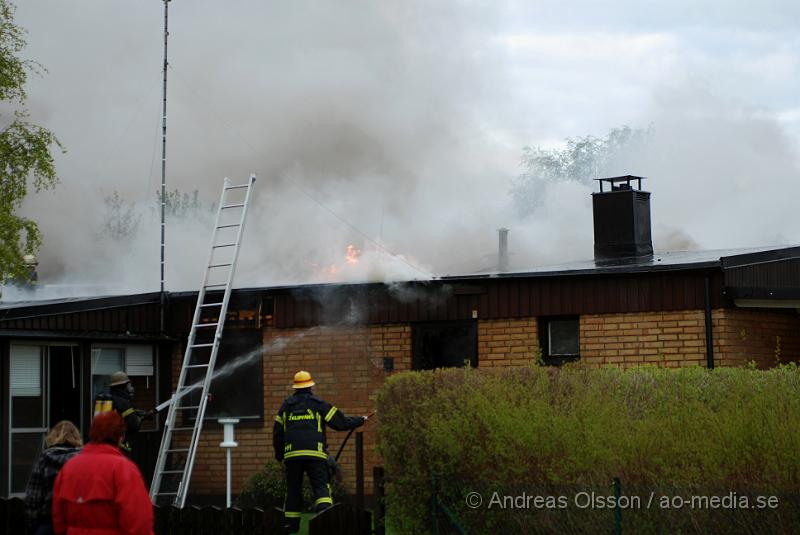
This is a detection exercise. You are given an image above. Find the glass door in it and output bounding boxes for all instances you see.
[7,343,81,496]
[8,344,46,495]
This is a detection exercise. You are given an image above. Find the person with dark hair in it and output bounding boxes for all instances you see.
[24,421,82,535]
[93,371,150,452]
[273,370,368,534]
[52,412,153,535]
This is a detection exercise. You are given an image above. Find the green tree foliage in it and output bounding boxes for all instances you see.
[0,0,62,285]
[511,126,649,216]
[102,191,141,241]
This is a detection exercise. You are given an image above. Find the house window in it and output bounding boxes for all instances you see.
[7,343,81,496]
[412,321,477,370]
[184,329,263,422]
[539,316,580,365]
[91,344,158,431]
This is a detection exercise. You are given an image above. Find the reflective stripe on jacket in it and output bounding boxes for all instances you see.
[272,390,364,462]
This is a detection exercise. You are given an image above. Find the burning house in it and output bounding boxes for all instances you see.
[2,176,799,500]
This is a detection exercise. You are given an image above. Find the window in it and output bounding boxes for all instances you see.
[539,316,580,365]
[7,343,82,496]
[205,330,263,421]
[91,344,158,431]
[412,321,477,370]
[9,345,46,495]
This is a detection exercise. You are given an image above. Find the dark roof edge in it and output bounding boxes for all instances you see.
[0,292,161,320]
[0,329,174,341]
[721,246,800,269]
[440,261,721,281]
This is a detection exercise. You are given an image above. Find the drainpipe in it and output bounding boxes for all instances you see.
[704,273,715,369]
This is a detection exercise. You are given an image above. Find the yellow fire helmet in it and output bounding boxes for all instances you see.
[110,371,131,386]
[292,370,315,389]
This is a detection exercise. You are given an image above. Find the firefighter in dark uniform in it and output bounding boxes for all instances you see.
[273,370,367,534]
[93,371,148,452]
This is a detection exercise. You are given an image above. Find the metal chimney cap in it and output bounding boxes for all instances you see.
[594,175,648,193]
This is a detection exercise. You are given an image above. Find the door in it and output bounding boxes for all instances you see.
[7,343,82,496]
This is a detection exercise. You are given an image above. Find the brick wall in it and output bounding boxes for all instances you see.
[181,307,800,497]
[580,310,707,367]
[477,318,538,366]
[714,308,800,368]
[189,324,411,496]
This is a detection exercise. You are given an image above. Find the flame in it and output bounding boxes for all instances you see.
[345,244,361,264]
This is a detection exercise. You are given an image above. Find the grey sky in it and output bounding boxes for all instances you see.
[7,0,800,294]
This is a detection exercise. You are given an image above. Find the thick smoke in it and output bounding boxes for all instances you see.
[4,0,799,299]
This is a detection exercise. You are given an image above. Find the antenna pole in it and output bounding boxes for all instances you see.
[160,0,170,332]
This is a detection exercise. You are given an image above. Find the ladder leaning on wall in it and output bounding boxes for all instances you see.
[150,174,256,507]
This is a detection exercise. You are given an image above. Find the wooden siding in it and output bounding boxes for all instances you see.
[272,270,724,329]
[0,302,161,335]
[724,257,800,290]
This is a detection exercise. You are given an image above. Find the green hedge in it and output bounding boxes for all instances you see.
[376,364,800,533]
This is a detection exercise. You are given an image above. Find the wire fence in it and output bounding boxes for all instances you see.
[429,475,800,534]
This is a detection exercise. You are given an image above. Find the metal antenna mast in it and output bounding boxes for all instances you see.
[160,0,170,331]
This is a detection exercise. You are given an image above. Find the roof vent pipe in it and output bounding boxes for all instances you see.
[498,228,509,272]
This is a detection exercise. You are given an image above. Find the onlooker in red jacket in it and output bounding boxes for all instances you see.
[52,412,153,535]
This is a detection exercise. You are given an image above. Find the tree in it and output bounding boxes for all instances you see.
[511,126,649,216]
[0,0,62,287]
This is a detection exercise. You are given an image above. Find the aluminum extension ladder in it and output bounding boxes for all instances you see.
[150,175,256,507]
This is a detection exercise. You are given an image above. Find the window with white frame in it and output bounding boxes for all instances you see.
[91,344,157,430]
[538,316,580,365]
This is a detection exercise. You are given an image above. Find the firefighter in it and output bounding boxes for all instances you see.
[93,371,149,452]
[273,370,367,534]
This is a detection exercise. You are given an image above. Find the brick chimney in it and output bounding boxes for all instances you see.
[592,175,653,262]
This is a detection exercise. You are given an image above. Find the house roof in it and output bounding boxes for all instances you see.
[442,245,798,280]
[1,245,798,320]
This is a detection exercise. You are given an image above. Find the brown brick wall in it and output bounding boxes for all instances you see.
[580,310,708,367]
[477,318,539,366]
[714,308,800,368]
[189,324,411,495]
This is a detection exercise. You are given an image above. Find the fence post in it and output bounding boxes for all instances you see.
[613,477,622,535]
[355,431,364,511]
[373,466,385,535]
[431,472,439,535]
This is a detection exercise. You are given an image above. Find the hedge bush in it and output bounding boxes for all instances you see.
[376,364,800,533]
[237,459,346,511]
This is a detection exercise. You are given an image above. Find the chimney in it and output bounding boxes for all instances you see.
[592,175,652,262]
[498,228,509,272]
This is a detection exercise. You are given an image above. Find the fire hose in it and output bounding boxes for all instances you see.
[334,410,376,463]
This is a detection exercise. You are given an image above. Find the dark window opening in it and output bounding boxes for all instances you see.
[412,321,477,370]
[203,329,263,421]
[538,316,580,365]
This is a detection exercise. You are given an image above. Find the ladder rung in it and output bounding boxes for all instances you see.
[204,283,226,288]
[190,343,214,348]
[221,203,244,209]
[194,322,219,328]
[176,405,201,410]
[166,448,190,453]
[171,427,195,432]
[213,243,236,248]
[208,263,232,268]
[199,303,222,308]
[156,492,179,496]
[225,184,250,190]
[216,223,241,229]
[186,364,208,369]
[161,470,185,474]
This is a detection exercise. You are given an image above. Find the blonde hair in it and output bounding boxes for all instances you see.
[45,420,82,448]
